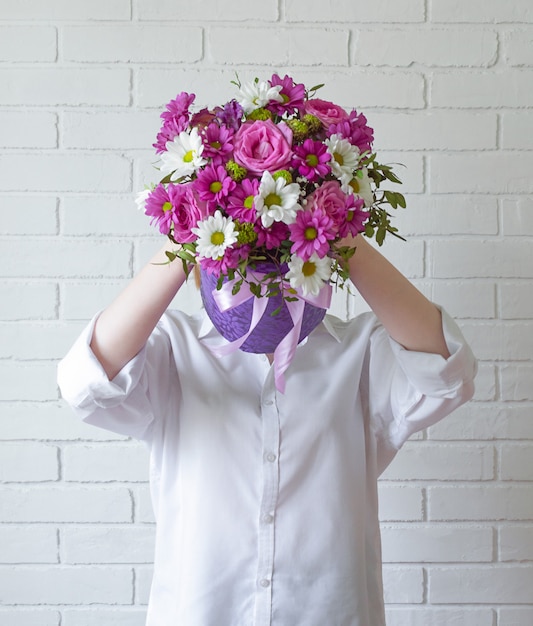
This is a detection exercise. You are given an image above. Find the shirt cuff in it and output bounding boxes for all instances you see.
[387,306,477,399]
[57,313,147,415]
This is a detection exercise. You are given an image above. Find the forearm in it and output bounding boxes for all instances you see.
[90,243,187,380]
[344,235,450,358]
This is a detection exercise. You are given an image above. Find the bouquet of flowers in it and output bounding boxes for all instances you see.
[138,74,405,302]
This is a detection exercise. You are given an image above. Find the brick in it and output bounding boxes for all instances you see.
[62,281,128,320]
[428,485,533,521]
[289,28,349,66]
[0,362,58,401]
[0,25,56,62]
[472,364,496,402]
[498,608,533,625]
[431,70,533,108]
[64,25,202,63]
[286,0,425,23]
[62,196,151,236]
[0,322,84,359]
[0,153,131,193]
[381,443,494,481]
[432,281,496,318]
[501,197,533,235]
[0,443,59,482]
[430,0,533,23]
[429,565,533,603]
[381,525,493,563]
[0,283,58,321]
[431,153,533,193]
[133,486,156,524]
[0,566,133,605]
[0,196,57,235]
[134,565,153,605]
[0,402,127,441]
[385,608,494,626]
[501,365,533,401]
[63,443,150,482]
[430,240,533,279]
[355,29,497,67]
[0,486,132,522]
[0,0,130,19]
[499,281,533,319]
[500,443,533,481]
[393,195,498,236]
[502,111,533,149]
[371,111,497,151]
[428,404,533,441]
[0,527,58,564]
[137,0,278,20]
[0,610,60,626]
[138,68,426,110]
[378,485,424,522]
[459,321,533,361]
[0,68,130,106]
[62,526,155,563]
[63,111,158,150]
[382,567,424,603]
[62,609,147,626]
[0,240,132,279]
[499,526,533,561]
[0,111,57,148]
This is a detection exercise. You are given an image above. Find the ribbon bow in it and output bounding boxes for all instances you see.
[207,273,332,393]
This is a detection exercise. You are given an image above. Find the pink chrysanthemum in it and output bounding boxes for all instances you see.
[328,110,374,154]
[153,92,196,153]
[144,184,175,234]
[226,178,259,222]
[199,244,250,277]
[255,219,290,250]
[289,207,336,261]
[201,122,235,165]
[267,74,306,116]
[291,139,331,182]
[338,194,368,239]
[193,163,236,208]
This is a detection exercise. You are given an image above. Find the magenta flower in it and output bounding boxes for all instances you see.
[291,139,331,182]
[304,98,349,128]
[306,180,348,229]
[201,122,235,165]
[289,207,336,261]
[215,99,244,132]
[193,163,236,208]
[226,178,259,222]
[338,194,367,239]
[255,219,290,250]
[144,184,176,234]
[328,109,374,154]
[199,245,250,277]
[161,92,196,123]
[169,184,210,243]
[267,74,306,115]
[153,92,196,153]
[233,119,293,175]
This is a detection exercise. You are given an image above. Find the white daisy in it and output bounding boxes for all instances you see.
[286,252,332,297]
[191,210,238,260]
[134,187,152,211]
[340,166,374,207]
[324,134,360,181]
[255,171,301,228]
[159,127,207,181]
[238,80,283,114]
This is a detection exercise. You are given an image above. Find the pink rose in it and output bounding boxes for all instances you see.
[233,119,293,175]
[304,98,349,127]
[169,183,209,243]
[306,180,347,228]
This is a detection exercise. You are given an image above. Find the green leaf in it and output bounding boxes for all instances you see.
[270,306,282,317]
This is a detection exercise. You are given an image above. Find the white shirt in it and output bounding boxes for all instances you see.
[58,307,476,626]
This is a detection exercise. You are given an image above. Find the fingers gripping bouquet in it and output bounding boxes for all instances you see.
[138,74,406,391]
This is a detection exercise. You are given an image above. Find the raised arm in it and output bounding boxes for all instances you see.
[344,234,450,359]
[90,242,187,380]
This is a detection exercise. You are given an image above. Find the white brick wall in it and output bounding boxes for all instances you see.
[0,1,531,623]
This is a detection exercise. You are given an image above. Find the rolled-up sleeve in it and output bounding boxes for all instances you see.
[57,314,173,440]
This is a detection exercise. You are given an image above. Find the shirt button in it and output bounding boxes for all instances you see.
[259,578,270,588]
[261,513,274,524]
[264,399,274,406]
[265,452,277,463]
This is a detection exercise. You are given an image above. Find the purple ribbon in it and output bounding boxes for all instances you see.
[208,272,332,393]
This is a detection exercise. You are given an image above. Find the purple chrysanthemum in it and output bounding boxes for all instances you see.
[201,122,235,165]
[267,74,306,116]
[215,99,244,132]
[226,178,259,222]
[289,207,336,261]
[328,110,374,154]
[144,184,175,234]
[338,194,367,239]
[291,139,331,182]
[153,91,196,154]
[193,163,236,208]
